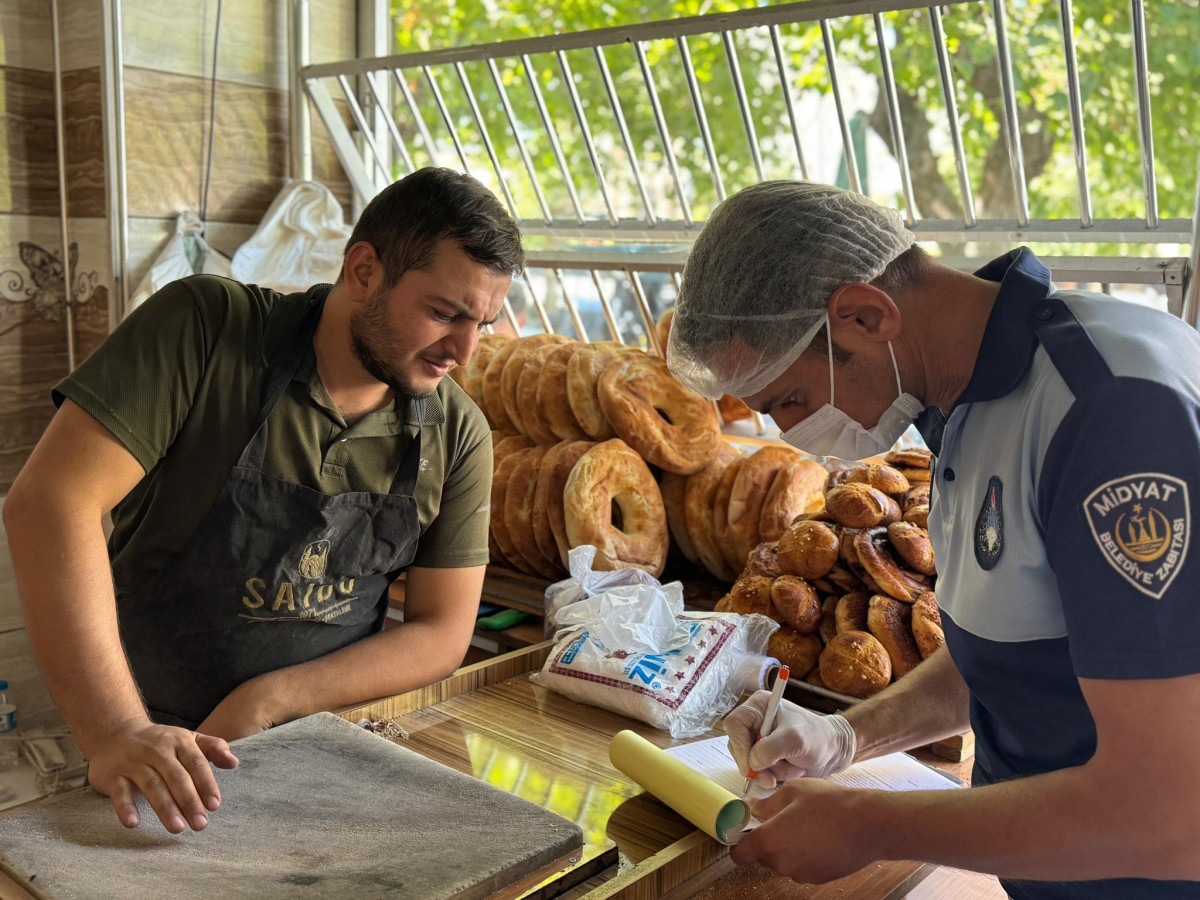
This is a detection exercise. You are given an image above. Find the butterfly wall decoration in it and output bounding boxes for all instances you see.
[1,241,105,325]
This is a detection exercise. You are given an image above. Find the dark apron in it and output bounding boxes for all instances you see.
[119,290,424,726]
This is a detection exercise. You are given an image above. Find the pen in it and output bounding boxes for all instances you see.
[743,665,790,797]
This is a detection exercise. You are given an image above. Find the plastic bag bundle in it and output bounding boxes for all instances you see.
[130,211,232,310]
[544,545,670,640]
[231,180,350,294]
[535,546,779,738]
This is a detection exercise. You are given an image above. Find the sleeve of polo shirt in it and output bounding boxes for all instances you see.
[410,416,493,568]
[53,278,222,473]
[1040,376,1200,680]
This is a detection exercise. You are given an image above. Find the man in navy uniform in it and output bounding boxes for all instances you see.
[668,181,1200,898]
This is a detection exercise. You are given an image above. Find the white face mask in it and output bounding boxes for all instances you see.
[779,315,924,460]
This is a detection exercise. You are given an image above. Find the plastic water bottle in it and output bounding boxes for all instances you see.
[0,680,18,771]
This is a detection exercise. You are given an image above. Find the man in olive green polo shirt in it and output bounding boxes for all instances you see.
[4,168,519,834]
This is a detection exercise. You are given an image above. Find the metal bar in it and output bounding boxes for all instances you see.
[500,295,521,335]
[364,69,414,173]
[991,0,1030,226]
[556,51,617,225]
[51,0,75,368]
[521,271,554,334]
[422,65,472,173]
[509,217,1194,244]
[626,270,662,355]
[1183,156,1200,328]
[750,410,769,435]
[454,62,518,217]
[929,6,976,227]
[722,30,764,181]
[1166,284,1184,319]
[549,268,588,342]
[549,270,590,343]
[874,12,916,224]
[393,69,440,164]
[487,58,554,221]
[678,36,726,200]
[590,270,624,343]
[303,0,978,80]
[769,25,808,182]
[821,19,861,194]
[101,0,129,325]
[594,46,656,224]
[1058,0,1093,227]
[522,54,586,223]
[530,249,1185,283]
[307,79,378,202]
[1130,0,1159,228]
[532,250,689,271]
[335,73,392,185]
[288,0,313,181]
[634,41,692,226]
[361,0,391,213]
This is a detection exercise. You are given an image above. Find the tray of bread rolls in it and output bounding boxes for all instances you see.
[714,449,940,697]
[712,448,973,761]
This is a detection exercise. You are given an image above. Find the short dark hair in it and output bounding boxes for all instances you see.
[806,324,854,364]
[342,167,524,287]
[870,244,930,294]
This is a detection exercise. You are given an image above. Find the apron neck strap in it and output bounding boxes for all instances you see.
[242,288,328,471]
[258,287,329,425]
[388,397,426,495]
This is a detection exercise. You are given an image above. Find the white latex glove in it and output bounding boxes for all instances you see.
[723,691,857,789]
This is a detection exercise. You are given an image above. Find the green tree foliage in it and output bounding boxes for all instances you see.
[385,0,1197,239]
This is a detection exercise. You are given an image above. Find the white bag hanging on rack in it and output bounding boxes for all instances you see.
[231,180,351,294]
[129,210,232,310]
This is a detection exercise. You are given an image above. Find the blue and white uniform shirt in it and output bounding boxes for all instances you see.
[924,248,1200,794]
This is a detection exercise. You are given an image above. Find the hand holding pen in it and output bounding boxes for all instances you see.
[724,669,858,791]
[743,666,790,796]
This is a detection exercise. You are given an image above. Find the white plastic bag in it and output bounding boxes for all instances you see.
[230,180,350,293]
[130,210,232,310]
[544,545,669,639]
[534,546,779,738]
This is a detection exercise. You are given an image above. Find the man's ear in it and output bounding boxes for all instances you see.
[341,241,381,303]
[826,283,901,347]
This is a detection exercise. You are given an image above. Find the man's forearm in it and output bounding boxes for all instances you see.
[4,493,148,757]
[842,646,971,763]
[226,564,483,727]
[230,615,473,726]
[861,760,1200,881]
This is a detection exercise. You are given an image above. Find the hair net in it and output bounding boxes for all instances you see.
[666,182,914,399]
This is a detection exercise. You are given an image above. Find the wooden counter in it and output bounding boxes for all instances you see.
[0,644,992,900]
[334,641,944,900]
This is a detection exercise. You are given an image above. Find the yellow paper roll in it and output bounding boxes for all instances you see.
[608,730,749,844]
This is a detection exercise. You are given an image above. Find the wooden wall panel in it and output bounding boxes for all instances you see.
[0,0,53,72]
[124,1,287,89]
[123,67,287,224]
[0,67,59,217]
[62,68,104,219]
[0,218,67,491]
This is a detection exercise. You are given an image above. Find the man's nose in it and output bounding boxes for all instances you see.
[771,407,804,432]
[446,325,478,366]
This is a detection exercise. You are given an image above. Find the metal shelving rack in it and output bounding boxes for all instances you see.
[289,0,1200,354]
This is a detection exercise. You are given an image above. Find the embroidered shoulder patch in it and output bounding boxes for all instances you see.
[1083,473,1189,598]
[974,476,1004,570]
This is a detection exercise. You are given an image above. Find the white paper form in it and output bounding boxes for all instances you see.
[664,736,962,796]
